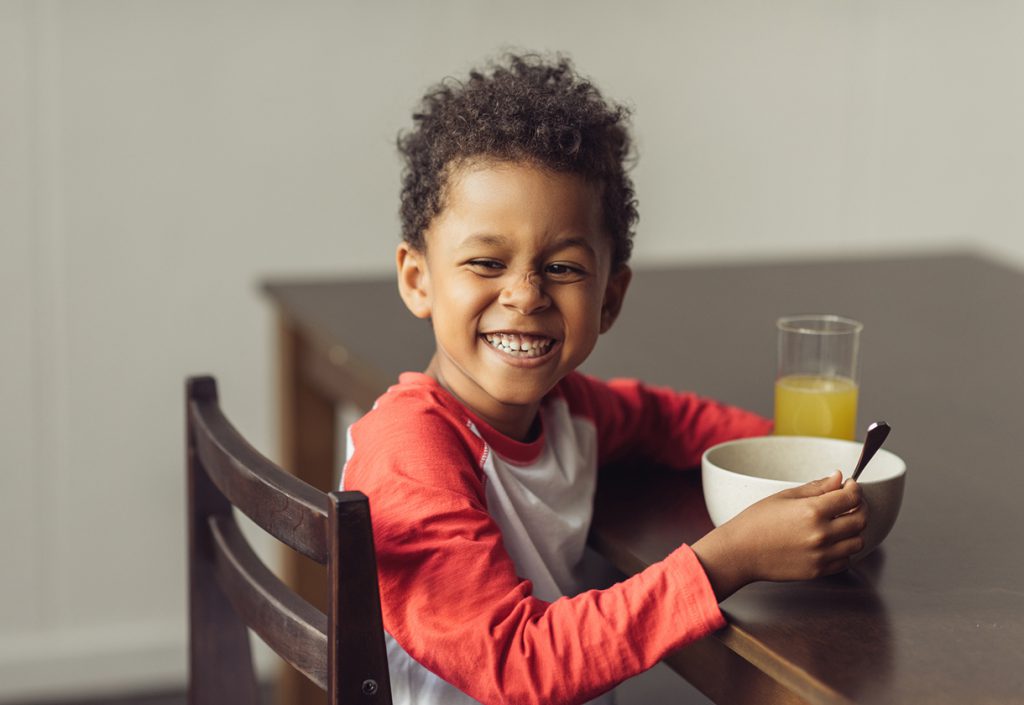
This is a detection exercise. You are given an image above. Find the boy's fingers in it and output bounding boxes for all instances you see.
[826,534,866,561]
[828,503,868,539]
[819,555,853,577]
[815,480,864,517]
[781,470,843,498]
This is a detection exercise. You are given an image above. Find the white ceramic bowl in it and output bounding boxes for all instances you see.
[702,435,906,559]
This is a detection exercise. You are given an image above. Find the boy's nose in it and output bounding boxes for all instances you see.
[500,272,550,315]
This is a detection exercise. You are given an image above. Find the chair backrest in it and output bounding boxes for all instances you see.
[186,375,392,704]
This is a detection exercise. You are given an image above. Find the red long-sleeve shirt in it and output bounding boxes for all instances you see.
[341,371,772,705]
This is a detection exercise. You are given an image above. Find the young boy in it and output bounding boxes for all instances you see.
[341,53,867,705]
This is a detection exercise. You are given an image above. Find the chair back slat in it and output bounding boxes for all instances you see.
[209,514,329,688]
[329,492,394,703]
[188,378,330,563]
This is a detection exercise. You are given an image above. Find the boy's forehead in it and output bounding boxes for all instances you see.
[443,159,602,221]
[427,160,612,257]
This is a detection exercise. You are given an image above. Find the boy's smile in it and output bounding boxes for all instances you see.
[397,160,631,440]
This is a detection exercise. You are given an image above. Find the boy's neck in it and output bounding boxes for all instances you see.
[425,355,542,442]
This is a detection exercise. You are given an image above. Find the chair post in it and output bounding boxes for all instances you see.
[186,376,260,705]
[327,491,393,705]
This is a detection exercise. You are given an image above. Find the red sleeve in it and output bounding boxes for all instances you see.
[560,373,774,469]
[343,389,725,705]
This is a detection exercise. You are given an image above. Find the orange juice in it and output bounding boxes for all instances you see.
[774,374,858,440]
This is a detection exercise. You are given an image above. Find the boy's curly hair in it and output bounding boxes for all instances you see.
[397,53,638,270]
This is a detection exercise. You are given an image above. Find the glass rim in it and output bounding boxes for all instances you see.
[776,314,863,335]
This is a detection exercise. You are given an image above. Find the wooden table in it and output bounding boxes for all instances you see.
[263,252,1024,705]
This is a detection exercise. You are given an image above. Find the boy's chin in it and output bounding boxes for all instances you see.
[481,374,556,406]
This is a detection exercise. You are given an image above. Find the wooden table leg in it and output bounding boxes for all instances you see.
[274,314,337,705]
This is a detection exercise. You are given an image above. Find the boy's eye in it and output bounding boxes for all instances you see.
[467,259,505,275]
[545,263,587,280]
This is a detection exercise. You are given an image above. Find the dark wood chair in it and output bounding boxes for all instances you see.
[186,375,392,704]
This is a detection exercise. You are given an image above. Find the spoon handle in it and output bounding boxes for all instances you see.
[851,421,891,481]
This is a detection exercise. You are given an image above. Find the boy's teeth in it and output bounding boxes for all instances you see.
[484,333,554,357]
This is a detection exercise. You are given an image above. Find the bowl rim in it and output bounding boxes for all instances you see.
[702,435,907,485]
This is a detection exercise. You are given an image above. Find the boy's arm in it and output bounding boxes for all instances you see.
[345,402,725,705]
[563,373,773,469]
[693,471,868,600]
[560,379,867,599]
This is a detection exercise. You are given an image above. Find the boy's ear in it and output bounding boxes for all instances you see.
[600,265,632,333]
[396,242,432,319]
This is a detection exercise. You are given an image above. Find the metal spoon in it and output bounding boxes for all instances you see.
[850,421,891,482]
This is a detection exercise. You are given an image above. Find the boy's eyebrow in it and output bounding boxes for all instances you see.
[457,233,509,250]
[552,236,597,256]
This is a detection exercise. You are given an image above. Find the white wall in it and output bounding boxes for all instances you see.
[2,0,1022,700]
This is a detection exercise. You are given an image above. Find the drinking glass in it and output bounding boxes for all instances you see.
[774,314,862,440]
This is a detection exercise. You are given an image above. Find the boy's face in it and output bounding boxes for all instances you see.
[397,160,631,439]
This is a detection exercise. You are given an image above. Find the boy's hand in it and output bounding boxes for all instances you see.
[692,471,868,600]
